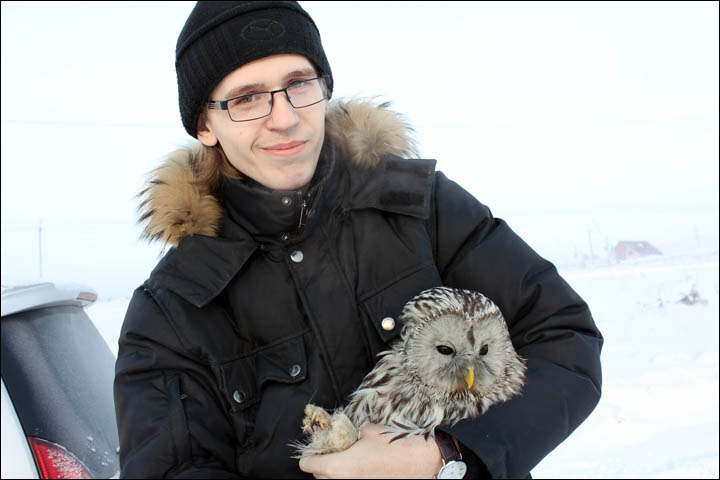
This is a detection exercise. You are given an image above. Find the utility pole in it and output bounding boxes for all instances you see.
[38,220,43,279]
[587,225,594,266]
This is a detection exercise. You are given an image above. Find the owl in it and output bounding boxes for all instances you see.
[293,286,527,458]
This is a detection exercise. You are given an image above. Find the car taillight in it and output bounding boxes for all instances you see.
[27,437,93,479]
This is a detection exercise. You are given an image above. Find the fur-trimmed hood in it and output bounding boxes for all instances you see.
[138,98,421,247]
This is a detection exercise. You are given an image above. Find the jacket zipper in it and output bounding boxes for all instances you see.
[298,199,308,230]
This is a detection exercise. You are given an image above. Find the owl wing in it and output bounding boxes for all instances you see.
[344,352,446,441]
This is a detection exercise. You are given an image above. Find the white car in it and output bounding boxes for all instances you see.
[1,283,120,479]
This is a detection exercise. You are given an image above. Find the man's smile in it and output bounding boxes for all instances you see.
[262,140,308,157]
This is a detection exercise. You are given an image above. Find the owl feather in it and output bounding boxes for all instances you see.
[292,286,527,458]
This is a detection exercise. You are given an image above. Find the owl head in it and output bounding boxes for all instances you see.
[398,287,525,397]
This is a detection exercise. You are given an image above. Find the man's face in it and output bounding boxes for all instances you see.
[198,54,328,191]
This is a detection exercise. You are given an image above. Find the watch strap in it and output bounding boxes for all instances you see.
[434,429,462,463]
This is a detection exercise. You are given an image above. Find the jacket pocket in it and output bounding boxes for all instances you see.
[213,331,309,469]
[215,331,309,415]
[360,263,442,345]
[165,373,193,465]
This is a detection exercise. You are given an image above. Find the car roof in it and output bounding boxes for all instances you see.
[1,282,97,317]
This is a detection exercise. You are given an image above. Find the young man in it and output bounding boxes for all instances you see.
[114,2,603,478]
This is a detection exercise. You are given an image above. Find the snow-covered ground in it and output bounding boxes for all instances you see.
[86,250,720,478]
[533,251,719,479]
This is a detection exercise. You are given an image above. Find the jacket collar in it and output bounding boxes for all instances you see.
[219,143,337,240]
[139,98,435,307]
[344,154,436,219]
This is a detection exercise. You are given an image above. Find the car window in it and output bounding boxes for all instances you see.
[1,304,119,478]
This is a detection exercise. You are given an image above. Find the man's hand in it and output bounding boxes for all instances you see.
[298,423,443,479]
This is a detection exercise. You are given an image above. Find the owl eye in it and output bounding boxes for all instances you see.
[436,345,455,356]
[479,344,489,356]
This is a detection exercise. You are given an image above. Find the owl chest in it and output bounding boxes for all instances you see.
[349,379,444,435]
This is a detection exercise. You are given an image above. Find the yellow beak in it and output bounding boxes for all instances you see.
[464,366,475,389]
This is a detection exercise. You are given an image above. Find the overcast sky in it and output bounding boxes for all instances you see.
[1,1,718,294]
[2,1,718,222]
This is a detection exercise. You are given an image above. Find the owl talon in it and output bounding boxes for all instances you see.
[302,404,331,434]
[298,405,359,455]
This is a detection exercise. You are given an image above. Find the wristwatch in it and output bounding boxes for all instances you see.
[434,429,467,479]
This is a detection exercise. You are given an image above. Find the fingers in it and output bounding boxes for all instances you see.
[299,453,333,478]
[359,423,384,437]
[298,455,314,473]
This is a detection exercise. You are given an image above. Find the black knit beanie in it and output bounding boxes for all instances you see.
[176,1,333,138]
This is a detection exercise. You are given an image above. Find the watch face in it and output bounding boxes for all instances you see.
[437,460,467,479]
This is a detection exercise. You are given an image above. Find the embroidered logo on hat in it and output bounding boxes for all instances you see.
[242,19,286,41]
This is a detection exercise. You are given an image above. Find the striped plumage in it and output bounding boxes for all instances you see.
[295,286,527,456]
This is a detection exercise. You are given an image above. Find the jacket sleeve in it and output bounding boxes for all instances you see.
[429,172,603,478]
[113,287,239,478]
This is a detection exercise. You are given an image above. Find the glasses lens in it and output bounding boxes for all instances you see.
[224,77,327,121]
[287,77,326,108]
[227,92,272,121]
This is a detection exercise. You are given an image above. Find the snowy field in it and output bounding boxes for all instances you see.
[86,249,719,479]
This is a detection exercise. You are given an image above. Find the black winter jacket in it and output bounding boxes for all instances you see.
[114,99,603,478]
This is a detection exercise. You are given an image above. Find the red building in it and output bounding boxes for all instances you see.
[612,241,662,262]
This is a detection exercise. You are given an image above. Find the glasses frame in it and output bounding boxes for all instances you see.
[206,75,328,123]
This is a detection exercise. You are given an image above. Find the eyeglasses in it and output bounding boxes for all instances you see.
[207,76,329,122]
